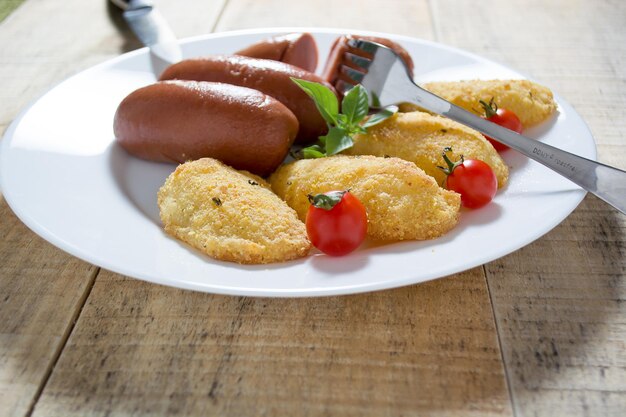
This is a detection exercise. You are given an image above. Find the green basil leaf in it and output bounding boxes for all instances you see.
[361,105,398,129]
[335,113,349,129]
[323,126,354,155]
[341,84,369,126]
[301,145,326,159]
[291,78,338,125]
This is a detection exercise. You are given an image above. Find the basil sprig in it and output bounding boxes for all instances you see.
[291,78,397,158]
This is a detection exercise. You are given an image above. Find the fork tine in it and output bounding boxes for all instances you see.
[340,65,365,84]
[347,39,403,66]
[332,38,411,108]
[346,38,380,54]
[335,79,356,96]
[344,52,372,71]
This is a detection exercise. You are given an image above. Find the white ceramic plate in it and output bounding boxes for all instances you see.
[0,28,595,297]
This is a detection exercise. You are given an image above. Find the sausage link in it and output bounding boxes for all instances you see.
[113,80,299,176]
[159,55,335,144]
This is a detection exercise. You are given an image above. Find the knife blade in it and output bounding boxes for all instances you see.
[113,0,182,77]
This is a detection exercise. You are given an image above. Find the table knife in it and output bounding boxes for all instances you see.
[110,0,182,77]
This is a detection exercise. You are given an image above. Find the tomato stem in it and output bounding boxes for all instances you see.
[437,147,464,176]
[479,97,498,118]
[308,190,348,211]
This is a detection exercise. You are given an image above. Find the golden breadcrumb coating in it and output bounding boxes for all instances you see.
[422,79,557,127]
[270,155,460,241]
[158,158,310,264]
[343,112,509,189]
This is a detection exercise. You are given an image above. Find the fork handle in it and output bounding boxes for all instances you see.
[408,84,626,214]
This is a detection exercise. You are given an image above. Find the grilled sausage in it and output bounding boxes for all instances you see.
[113,80,299,177]
[159,55,334,144]
[236,32,318,72]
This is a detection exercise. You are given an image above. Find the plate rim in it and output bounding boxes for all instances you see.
[0,27,595,297]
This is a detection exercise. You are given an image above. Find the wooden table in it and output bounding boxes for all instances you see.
[1,1,624,416]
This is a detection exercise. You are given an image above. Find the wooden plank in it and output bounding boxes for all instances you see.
[0,199,96,417]
[29,0,512,415]
[430,0,626,415]
[486,202,626,416]
[214,0,434,37]
[32,270,511,417]
[0,1,225,416]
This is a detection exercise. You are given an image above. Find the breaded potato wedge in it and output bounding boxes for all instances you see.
[422,79,557,127]
[270,155,460,241]
[343,112,509,188]
[158,158,310,264]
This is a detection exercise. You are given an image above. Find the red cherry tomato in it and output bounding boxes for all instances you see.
[306,191,367,256]
[480,99,523,152]
[439,148,498,209]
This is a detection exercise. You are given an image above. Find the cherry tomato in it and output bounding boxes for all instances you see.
[306,191,367,256]
[480,99,523,152]
[439,148,497,209]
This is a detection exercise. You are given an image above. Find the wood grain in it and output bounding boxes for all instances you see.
[487,200,626,416]
[431,1,626,415]
[32,270,511,417]
[214,0,434,37]
[0,199,96,417]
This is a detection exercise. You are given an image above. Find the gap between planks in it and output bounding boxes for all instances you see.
[426,0,517,414]
[483,264,518,417]
[210,0,230,33]
[24,267,100,417]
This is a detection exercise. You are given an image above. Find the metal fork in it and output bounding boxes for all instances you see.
[337,39,626,215]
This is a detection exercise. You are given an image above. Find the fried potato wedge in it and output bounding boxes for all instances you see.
[270,155,460,241]
[158,158,311,264]
[422,79,557,127]
[343,112,509,188]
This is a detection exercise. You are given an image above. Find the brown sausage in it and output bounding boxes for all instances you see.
[322,35,415,92]
[113,80,298,177]
[159,55,334,144]
[236,33,318,72]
